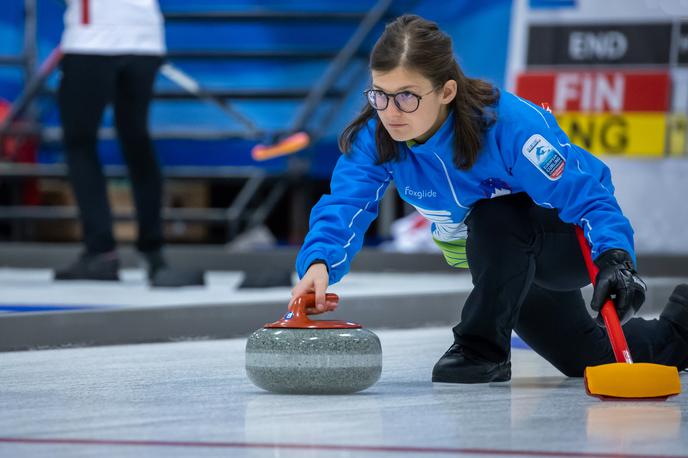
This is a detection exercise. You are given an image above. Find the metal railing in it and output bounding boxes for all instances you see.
[0,1,398,242]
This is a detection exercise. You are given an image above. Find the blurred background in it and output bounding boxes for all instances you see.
[0,0,686,268]
[2,4,687,451]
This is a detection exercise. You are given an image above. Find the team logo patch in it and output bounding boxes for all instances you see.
[480,178,512,198]
[522,134,565,181]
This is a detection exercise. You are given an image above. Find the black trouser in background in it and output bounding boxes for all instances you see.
[58,54,163,255]
[454,193,687,376]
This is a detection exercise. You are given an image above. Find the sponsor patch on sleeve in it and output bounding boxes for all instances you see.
[522,134,566,181]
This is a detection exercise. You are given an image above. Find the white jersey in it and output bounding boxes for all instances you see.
[60,0,166,55]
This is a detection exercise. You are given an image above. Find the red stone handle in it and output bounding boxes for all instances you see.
[264,293,362,329]
[290,293,340,317]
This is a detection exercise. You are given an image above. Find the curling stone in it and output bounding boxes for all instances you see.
[245,293,382,394]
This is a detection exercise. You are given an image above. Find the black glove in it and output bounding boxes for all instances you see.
[590,249,646,327]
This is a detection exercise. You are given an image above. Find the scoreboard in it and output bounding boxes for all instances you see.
[516,71,671,156]
[507,0,688,157]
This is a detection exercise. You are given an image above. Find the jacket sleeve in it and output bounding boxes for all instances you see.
[499,97,636,263]
[296,127,392,284]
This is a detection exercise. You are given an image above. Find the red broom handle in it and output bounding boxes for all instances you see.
[575,226,633,364]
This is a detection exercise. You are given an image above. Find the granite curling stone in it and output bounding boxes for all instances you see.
[245,293,382,394]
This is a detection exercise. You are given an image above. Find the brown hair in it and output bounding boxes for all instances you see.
[339,14,499,170]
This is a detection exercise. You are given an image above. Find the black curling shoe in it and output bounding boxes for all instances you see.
[54,251,120,281]
[141,251,205,288]
[432,343,511,383]
[660,284,688,371]
[661,284,688,333]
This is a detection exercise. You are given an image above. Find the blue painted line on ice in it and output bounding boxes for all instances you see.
[0,305,115,313]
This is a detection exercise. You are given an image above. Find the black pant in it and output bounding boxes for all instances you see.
[454,193,687,376]
[58,54,163,254]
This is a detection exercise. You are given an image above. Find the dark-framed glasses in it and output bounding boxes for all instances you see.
[364,87,438,113]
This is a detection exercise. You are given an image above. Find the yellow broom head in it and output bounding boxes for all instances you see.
[584,363,681,400]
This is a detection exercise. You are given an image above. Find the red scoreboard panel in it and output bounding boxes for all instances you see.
[515,72,670,113]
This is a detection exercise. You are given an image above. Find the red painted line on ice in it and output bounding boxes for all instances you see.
[0,437,686,458]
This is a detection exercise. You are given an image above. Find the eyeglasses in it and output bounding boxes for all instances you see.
[364,87,438,113]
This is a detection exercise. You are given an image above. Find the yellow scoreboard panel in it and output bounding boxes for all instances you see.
[555,113,668,157]
[667,114,687,157]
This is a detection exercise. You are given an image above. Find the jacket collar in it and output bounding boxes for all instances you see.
[404,110,454,152]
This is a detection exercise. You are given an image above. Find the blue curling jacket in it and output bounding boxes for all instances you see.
[296,91,635,285]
